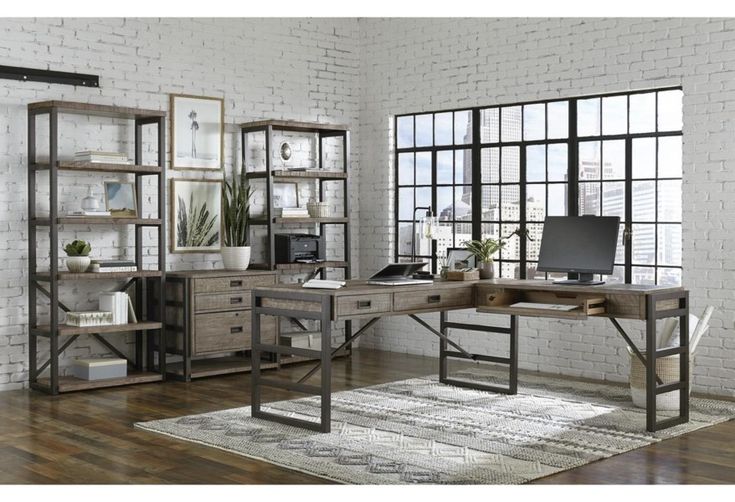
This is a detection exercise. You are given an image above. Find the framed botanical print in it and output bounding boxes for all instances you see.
[170,94,224,170]
[170,178,222,253]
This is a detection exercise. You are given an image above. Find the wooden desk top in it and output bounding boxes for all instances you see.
[253,278,685,297]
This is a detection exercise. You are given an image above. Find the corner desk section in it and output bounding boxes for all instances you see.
[250,279,689,433]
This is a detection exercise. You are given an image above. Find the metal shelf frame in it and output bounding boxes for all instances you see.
[27,101,167,395]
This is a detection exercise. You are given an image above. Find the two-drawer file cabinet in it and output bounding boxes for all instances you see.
[152,270,279,381]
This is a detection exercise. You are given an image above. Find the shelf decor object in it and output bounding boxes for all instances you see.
[221,166,254,270]
[63,239,92,273]
[170,178,222,253]
[240,118,352,366]
[27,100,166,395]
[170,94,224,171]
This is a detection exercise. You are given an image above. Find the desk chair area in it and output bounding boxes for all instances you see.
[250,279,689,434]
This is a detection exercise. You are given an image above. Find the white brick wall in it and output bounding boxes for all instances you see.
[0,18,360,390]
[357,18,735,398]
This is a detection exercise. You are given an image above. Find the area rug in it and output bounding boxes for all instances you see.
[135,370,735,484]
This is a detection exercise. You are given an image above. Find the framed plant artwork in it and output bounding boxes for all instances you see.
[272,182,299,209]
[170,94,224,170]
[170,179,222,253]
[446,247,476,270]
[103,181,137,217]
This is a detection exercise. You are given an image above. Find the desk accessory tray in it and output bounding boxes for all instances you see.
[446,269,480,281]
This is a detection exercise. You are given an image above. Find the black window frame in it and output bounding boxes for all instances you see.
[394,86,683,285]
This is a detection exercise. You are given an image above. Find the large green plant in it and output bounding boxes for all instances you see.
[463,238,505,264]
[176,194,219,248]
[63,240,91,256]
[222,166,253,247]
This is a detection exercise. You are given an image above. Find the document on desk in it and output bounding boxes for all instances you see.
[302,279,346,289]
[510,302,579,311]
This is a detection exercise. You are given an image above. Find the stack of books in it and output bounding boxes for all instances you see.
[65,311,114,327]
[90,259,137,273]
[67,210,111,217]
[74,151,133,165]
[99,292,137,325]
[280,207,309,218]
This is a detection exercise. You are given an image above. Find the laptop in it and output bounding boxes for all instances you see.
[367,263,434,286]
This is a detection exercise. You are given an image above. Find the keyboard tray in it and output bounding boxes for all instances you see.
[475,287,606,320]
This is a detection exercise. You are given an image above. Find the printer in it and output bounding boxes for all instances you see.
[275,233,326,263]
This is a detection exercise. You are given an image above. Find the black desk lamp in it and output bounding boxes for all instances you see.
[411,206,435,278]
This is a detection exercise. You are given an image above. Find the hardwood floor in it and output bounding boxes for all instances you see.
[0,348,733,484]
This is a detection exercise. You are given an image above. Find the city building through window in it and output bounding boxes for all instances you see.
[395,88,683,285]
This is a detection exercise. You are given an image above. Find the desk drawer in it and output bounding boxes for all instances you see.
[195,292,250,312]
[193,310,275,355]
[193,274,275,294]
[393,287,474,312]
[336,294,392,317]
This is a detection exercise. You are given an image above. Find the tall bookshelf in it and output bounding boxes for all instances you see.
[240,119,351,365]
[27,101,167,394]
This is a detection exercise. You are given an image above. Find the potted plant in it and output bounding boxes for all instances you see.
[464,238,505,279]
[221,166,254,270]
[63,240,92,273]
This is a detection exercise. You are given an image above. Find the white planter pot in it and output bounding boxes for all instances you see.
[66,256,91,273]
[221,246,251,270]
[478,261,494,279]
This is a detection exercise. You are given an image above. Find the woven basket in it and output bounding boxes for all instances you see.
[307,201,330,218]
[630,352,691,411]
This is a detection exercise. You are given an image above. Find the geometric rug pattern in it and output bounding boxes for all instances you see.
[136,370,735,484]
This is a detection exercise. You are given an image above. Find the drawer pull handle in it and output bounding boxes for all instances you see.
[230,326,243,334]
[230,280,243,287]
[230,297,243,304]
[428,295,441,304]
[357,300,372,309]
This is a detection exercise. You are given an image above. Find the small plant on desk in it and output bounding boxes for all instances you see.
[463,238,505,279]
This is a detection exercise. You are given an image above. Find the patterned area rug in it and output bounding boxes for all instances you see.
[136,370,735,484]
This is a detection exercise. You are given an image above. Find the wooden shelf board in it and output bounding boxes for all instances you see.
[34,321,162,337]
[32,217,162,226]
[28,101,165,119]
[36,371,163,393]
[246,170,347,180]
[274,217,348,224]
[240,119,347,133]
[476,305,590,320]
[34,270,162,281]
[32,161,162,174]
[167,356,278,379]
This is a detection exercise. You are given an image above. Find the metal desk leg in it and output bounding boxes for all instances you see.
[251,292,262,417]
[645,296,657,432]
[319,296,332,433]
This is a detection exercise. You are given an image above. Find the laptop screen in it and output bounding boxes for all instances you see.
[370,262,427,279]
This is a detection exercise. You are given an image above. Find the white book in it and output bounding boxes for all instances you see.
[98,292,117,324]
[302,279,345,289]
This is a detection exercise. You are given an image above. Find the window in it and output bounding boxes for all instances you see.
[394,87,683,285]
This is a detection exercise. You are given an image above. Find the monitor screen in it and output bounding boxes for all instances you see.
[537,216,620,275]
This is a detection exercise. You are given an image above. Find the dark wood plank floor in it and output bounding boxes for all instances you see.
[1,348,733,484]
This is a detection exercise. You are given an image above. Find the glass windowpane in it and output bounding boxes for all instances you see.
[481,147,499,183]
[523,103,545,141]
[455,149,471,184]
[632,137,656,179]
[602,182,625,219]
[526,145,546,182]
[436,151,453,185]
[501,106,522,142]
[658,89,683,132]
[657,268,682,286]
[480,108,499,143]
[578,98,600,136]
[454,110,472,145]
[602,95,627,135]
[658,224,682,267]
[437,187,454,221]
[416,187,431,210]
[526,185,546,221]
[398,153,414,185]
[547,184,567,216]
[501,146,520,183]
[658,136,682,178]
[658,180,682,222]
[415,152,432,185]
[629,92,656,133]
[434,112,453,146]
[415,114,433,147]
[603,140,625,180]
[579,141,601,180]
[398,187,414,220]
[547,144,567,181]
[481,186,500,220]
[633,266,656,285]
[578,182,601,216]
[501,185,520,221]
[632,224,656,265]
[397,116,413,148]
[632,180,655,221]
[547,101,569,139]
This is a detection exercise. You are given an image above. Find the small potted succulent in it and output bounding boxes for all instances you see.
[221,166,254,270]
[464,238,505,279]
[63,240,92,273]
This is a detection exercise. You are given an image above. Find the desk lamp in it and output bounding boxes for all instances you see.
[411,206,436,278]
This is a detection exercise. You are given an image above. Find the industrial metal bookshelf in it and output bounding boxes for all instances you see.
[27,101,167,394]
[240,119,351,365]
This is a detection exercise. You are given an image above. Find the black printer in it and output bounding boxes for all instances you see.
[275,233,326,263]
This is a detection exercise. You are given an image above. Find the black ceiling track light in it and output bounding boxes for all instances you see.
[0,65,99,87]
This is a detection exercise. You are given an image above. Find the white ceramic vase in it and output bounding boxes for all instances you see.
[221,246,251,270]
[66,256,91,273]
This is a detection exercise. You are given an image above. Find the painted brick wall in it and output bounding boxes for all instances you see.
[357,18,735,397]
[0,18,360,390]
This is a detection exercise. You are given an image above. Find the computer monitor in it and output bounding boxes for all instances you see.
[537,216,620,285]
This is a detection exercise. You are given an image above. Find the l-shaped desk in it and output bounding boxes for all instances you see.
[250,279,689,433]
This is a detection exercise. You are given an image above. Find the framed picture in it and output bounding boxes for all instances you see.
[446,248,476,270]
[170,179,222,253]
[103,181,137,217]
[272,182,299,209]
[170,94,224,170]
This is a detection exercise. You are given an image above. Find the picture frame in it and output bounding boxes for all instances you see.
[170,178,223,253]
[272,182,299,209]
[446,248,476,270]
[103,181,138,218]
[170,94,224,171]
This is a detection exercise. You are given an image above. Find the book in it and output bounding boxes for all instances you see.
[67,210,112,217]
[74,151,131,164]
[99,292,129,325]
[127,296,138,323]
[65,311,113,327]
[302,279,345,289]
[90,259,137,273]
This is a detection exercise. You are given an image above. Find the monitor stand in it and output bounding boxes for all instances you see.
[552,273,605,286]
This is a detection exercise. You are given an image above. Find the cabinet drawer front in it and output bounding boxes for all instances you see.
[393,287,474,312]
[193,310,275,355]
[193,274,275,294]
[195,292,251,312]
[336,294,392,317]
